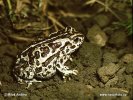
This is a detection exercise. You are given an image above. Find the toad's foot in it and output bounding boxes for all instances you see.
[25,82,32,89]
[62,69,78,82]
[65,69,78,75]
[25,79,42,89]
[69,57,73,61]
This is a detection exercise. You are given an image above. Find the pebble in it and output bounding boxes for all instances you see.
[97,63,120,83]
[86,24,108,47]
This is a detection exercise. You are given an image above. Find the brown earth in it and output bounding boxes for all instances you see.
[0,0,132,100]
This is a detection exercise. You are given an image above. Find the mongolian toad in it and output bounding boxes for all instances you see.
[13,26,84,88]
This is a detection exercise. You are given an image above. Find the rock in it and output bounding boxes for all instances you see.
[121,54,133,63]
[124,75,133,87]
[116,74,125,88]
[125,62,133,74]
[103,52,118,65]
[86,24,108,47]
[117,67,126,75]
[109,31,127,48]
[105,76,118,87]
[99,82,105,88]
[97,63,120,83]
[89,77,99,87]
[94,14,111,28]
[86,85,93,90]
[78,42,102,67]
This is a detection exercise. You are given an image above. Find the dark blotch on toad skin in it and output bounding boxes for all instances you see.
[71,45,76,49]
[34,51,40,59]
[42,55,56,67]
[60,59,63,63]
[46,71,51,75]
[66,48,69,53]
[48,42,61,53]
[29,56,35,65]
[36,60,40,66]
[48,65,52,69]
[40,47,50,57]
[44,68,47,71]
[35,67,42,73]
[26,71,30,76]
[27,47,35,57]
[53,66,56,70]
[56,64,60,68]
[41,52,46,57]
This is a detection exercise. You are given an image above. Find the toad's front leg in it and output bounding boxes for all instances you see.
[56,55,78,81]
[56,64,78,81]
[56,62,78,81]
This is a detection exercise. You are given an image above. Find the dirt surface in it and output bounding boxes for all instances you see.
[0,0,133,100]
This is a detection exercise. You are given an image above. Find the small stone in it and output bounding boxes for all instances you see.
[89,77,99,87]
[125,62,133,74]
[117,67,126,75]
[99,82,105,88]
[97,63,120,83]
[86,24,108,47]
[121,54,133,63]
[86,85,93,90]
[105,76,118,87]
[124,75,133,86]
[103,52,118,65]
[109,31,127,48]
[94,14,110,27]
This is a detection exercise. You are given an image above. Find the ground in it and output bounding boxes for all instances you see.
[0,0,132,100]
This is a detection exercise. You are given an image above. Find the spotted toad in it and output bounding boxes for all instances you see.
[13,26,84,88]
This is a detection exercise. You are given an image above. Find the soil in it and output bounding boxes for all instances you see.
[0,0,132,100]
